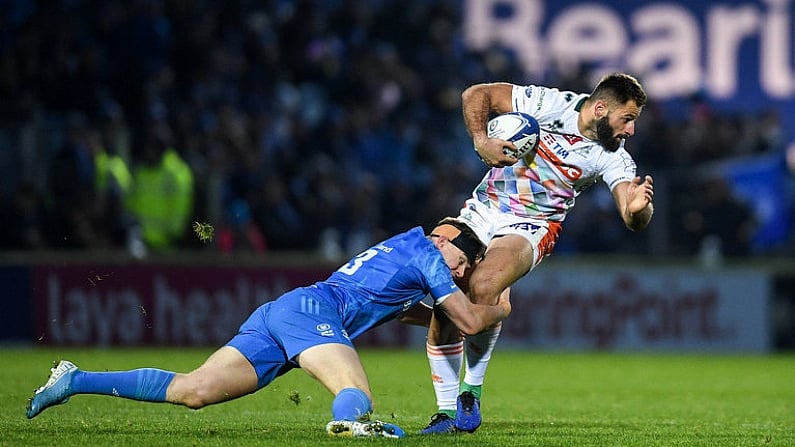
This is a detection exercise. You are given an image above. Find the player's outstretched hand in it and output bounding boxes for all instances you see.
[626,175,654,214]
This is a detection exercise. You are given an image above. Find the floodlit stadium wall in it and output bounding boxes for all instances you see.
[0,256,789,352]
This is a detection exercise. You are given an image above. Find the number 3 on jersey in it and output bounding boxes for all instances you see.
[337,249,379,275]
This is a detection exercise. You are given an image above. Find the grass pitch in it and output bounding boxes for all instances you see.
[1,348,792,446]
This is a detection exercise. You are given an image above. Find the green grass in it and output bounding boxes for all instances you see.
[1,348,792,446]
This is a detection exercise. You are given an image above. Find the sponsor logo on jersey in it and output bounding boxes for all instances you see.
[561,134,583,145]
[549,119,564,131]
[375,243,393,253]
[460,210,478,228]
[536,89,545,110]
[508,222,542,233]
[538,136,584,181]
[317,323,335,337]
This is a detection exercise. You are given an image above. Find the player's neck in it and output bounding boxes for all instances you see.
[577,101,598,140]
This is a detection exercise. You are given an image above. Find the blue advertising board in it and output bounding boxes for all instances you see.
[462,0,794,138]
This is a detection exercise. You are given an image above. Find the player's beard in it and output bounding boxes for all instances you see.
[596,115,622,152]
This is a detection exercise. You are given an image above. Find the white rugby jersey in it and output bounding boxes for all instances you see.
[471,84,637,222]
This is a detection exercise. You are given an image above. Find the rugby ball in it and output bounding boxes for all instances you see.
[487,112,540,159]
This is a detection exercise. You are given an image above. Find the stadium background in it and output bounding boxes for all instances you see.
[0,0,792,351]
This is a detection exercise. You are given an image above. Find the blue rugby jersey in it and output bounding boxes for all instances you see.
[319,226,460,340]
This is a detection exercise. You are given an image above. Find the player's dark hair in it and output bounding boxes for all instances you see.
[591,73,647,108]
[435,217,485,264]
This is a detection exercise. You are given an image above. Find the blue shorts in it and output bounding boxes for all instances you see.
[225,285,353,389]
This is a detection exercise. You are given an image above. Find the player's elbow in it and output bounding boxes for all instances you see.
[457,318,487,336]
[625,205,654,232]
[461,83,495,109]
[459,325,479,337]
[626,222,647,232]
[461,84,480,104]
[624,220,642,232]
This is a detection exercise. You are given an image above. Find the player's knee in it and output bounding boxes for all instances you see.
[182,394,203,409]
[181,388,213,409]
[170,378,211,409]
[469,279,501,305]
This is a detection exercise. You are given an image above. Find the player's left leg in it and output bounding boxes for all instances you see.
[298,343,405,438]
[26,360,83,418]
[26,360,179,419]
[25,346,260,419]
[421,306,463,434]
[166,346,259,408]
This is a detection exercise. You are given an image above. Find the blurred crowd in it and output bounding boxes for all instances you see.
[0,0,792,261]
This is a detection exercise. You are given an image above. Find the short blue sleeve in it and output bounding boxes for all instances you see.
[412,245,461,304]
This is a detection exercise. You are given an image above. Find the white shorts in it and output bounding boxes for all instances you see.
[456,198,562,269]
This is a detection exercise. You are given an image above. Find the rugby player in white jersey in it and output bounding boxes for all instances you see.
[421,73,655,434]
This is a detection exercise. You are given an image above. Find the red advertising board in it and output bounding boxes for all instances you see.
[31,263,419,348]
[32,264,331,346]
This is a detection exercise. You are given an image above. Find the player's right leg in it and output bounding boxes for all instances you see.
[454,235,534,432]
[298,342,405,438]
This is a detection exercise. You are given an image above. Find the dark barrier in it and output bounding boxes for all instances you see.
[0,266,31,343]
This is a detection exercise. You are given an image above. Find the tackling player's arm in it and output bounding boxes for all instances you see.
[436,288,511,336]
[462,82,519,167]
[612,175,655,231]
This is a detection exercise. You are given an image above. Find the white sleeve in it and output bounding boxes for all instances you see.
[511,85,585,127]
[601,148,637,191]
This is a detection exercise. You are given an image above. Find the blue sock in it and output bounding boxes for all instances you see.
[331,388,372,421]
[71,368,176,402]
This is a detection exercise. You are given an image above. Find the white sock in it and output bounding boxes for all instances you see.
[426,341,463,412]
[463,324,501,388]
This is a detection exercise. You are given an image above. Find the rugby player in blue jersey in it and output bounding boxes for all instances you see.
[26,218,510,438]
